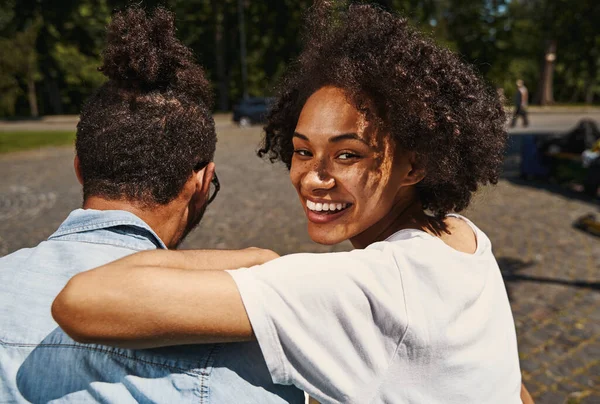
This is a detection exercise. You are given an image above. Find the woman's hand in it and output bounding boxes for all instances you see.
[51,248,276,349]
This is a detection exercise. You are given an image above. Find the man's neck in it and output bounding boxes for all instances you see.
[82,196,185,249]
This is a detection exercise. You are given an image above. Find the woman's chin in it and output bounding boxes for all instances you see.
[307,226,347,246]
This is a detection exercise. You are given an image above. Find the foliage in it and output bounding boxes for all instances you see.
[0,16,40,116]
[0,0,598,117]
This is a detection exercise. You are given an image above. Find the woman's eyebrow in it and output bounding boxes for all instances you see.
[329,133,369,145]
[293,132,370,146]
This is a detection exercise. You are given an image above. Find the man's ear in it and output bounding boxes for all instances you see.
[402,151,426,186]
[195,162,215,200]
[74,155,84,186]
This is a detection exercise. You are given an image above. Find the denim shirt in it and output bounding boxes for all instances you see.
[0,209,303,403]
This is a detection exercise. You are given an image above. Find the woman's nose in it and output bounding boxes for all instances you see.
[302,167,335,192]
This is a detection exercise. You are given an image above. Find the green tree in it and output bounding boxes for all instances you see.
[504,0,600,104]
[0,17,41,116]
[1,0,597,117]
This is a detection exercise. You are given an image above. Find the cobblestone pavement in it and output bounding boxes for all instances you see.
[1,126,599,403]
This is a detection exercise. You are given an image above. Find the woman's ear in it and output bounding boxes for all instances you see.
[74,155,84,185]
[402,152,426,186]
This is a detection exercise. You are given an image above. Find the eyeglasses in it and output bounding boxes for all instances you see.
[194,161,220,205]
[207,171,220,205]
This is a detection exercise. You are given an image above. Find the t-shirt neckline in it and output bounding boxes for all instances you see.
[383,214,484,257]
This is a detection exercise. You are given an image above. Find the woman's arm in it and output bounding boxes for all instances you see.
[123,247,279,270]
[521,383,534,404]
[51,248,276,348]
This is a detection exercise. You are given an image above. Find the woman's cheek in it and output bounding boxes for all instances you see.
[289,160,305,188]
[348,165,384,197]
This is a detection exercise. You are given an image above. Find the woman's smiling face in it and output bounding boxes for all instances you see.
[291,86,415,246]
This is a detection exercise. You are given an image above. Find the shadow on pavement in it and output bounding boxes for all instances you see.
[497,257,600,303]
[506,177,599,206]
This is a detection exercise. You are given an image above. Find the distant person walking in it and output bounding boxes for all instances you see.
[511,79,529,127]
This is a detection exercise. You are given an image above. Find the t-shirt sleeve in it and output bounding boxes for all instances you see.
[226,245,408,403]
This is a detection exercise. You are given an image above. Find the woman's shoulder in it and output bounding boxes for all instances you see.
[377,214,492,258]
[270,246,401,278]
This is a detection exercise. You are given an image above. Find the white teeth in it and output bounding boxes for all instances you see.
[306,200,351,212]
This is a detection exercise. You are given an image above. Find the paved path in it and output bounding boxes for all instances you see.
[0,114,234,132]
[2,109,600,134]
[508,110,600,135]
[0,122,598,403]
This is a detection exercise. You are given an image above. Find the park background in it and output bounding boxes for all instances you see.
[1,0,599,118]
[1,1,599,403]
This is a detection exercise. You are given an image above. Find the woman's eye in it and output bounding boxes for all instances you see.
[337,152,360,160]
[293,149,312,157]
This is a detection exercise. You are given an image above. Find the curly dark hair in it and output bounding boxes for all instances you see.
[259,2,507,216]
[76,6,216,206]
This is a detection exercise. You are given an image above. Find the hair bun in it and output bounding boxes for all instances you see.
[100,6,212,106]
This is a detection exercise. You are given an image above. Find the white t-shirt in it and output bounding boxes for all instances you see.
[227,217,521,404]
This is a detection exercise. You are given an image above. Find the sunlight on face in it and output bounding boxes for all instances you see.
[290,86,412,246]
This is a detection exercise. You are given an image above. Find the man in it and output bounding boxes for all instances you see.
[511,79,529,128]
[0,6,303,403]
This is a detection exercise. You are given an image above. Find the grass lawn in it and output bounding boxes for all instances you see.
[0,131,75,154]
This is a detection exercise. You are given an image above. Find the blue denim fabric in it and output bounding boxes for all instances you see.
[0,209,303,403]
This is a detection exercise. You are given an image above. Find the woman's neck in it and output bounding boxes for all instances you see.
[349,194,428,249]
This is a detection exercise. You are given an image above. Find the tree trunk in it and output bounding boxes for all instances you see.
[584,81,595,104]
[212,0,229,111]
[27,70,38,117]
[584,57,596,104]
[539,40,556,106]
[237,0,248,99]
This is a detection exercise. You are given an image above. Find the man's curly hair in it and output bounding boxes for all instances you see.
[76,6,216,206]
[259,2,507,216]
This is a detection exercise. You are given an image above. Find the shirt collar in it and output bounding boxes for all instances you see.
[49,209,168,250]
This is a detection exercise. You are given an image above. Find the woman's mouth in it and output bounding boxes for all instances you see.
[305,200,352,224]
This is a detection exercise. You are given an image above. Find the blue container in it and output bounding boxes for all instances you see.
[520,135,551,178]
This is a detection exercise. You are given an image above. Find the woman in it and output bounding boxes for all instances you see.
[53,3,526,403]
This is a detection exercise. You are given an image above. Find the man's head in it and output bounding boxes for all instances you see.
[74,7,216,247]
[516,79,524,87]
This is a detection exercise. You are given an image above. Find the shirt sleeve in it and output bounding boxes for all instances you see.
[226,245,408,403]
